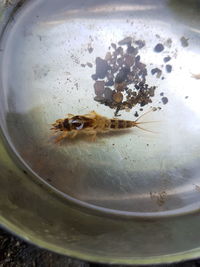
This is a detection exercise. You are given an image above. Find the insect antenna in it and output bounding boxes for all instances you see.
[135,109,154,122]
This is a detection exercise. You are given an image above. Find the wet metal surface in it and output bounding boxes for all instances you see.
[1,0,200,216]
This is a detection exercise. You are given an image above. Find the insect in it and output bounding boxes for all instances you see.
[51,110,155,143]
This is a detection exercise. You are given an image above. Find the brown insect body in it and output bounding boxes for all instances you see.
[51,110,149,143]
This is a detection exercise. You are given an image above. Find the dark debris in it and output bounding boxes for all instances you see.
[180,36,189,47]
[92,38,162,116]
[154,43,164,52]
[163,56,171,63]
[166,64,172,73]
[161,97,168,105]
[151,68,162,78]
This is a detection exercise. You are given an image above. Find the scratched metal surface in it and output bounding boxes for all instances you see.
[1,0,200,216]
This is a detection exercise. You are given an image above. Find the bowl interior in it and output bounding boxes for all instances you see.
[1,0,200,264]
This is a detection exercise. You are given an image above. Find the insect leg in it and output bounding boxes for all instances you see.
[66,113,74,118]
[84,130,97,141]
[55,132,68,143]
[70,131,78,138]
[84,111,98,119]
[90,132,97,141]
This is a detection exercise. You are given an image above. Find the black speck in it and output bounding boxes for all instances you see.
[154,43,164,52]
[166,64,172,73]
[185,96,189,99]
[160,92,164,96]
[140,101,146,107]
[163,56,171,63]
[161,97,168,105]
[23,170,28,175]
[134,111,139,117]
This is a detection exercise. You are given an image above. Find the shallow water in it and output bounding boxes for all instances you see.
[1,0,200,215]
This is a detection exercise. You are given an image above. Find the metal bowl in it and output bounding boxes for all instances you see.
[1,0,200,264]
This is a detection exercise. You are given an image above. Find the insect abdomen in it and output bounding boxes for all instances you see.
[110,119,133,129]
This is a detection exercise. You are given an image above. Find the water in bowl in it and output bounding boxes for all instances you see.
[1,0,200,216]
